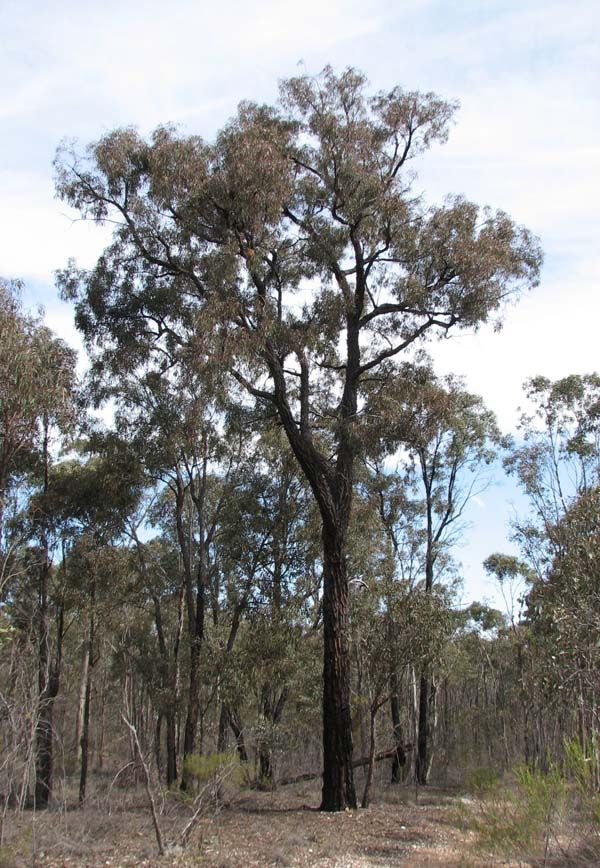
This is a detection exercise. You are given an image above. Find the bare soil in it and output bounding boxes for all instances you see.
[0,782,510,867]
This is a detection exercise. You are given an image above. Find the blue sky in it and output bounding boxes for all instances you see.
[2,0,599,609]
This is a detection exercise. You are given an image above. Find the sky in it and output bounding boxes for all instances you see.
[2,0,599,609]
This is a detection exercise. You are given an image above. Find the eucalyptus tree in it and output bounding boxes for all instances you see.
[526,487,600,764]
[104,369,238,790]
[506,374,600,576]
[219,428,319,787]
[0,280,78,808]
[405,373,501,783]
[37,446,143,804]
[56,67,541,809]
[499,375,600,765]
[0,279,76,551]
[367,365,501,782]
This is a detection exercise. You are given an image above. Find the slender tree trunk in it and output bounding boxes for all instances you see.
[149,585,181,788]
[0,483,5,553]
[320,525,357,811]
[34,415,57,810]
[390,689,406,783]
[361,703,377,808]
[228,706,248,763]
[78,674,92,806]
[416,673,429,785]
[155,713,163,777]
[78,576,96,807]
[75,642,89,755]
[217,703,229,753]
[416,528,435,785]
[181,631,202,790]
[96,661,107,773]
[166,711,177,786]
[35,556,53,808]
[355,636,368,760]
[180,445,209,791]
[35,606,64,808]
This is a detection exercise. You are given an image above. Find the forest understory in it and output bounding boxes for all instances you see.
[3,767,599,868]
[0,778,522,868]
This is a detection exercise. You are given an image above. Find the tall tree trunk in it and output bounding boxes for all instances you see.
[390,689,406,783]
[96,660,107,773]
[228,706,248,763]
[265,316,359,811]
[416,521,434,785]
[217,703,229,754]
[181,627,202,790]
[78,576,96,807]
[34,415,58,810]
[416,673,429,785]
[0,481,5,554]
[35,600,64,809]
[35,555,52,808]
[75,641,89,755]
[320,525,357,811]
[179,442,209,792]
[166,711,177,787]
[155,713,163,777]
[361,702,377,808]
[355,634,368,760]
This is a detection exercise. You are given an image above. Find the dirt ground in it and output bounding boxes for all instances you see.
[0,781,510,868]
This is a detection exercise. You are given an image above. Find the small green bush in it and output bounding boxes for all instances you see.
[467,766,500,795]
[463,765,565,861]
[181,751,250,791]
[463,740,600,864]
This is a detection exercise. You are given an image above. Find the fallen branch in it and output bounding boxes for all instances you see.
[121,715,165,856]
[179,761,236,848]
[279,744,413,786]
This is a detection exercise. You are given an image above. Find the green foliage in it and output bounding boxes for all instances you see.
[467,766,500,794]
[465,765,567,860]
[463,741,600,863]
[182,751,247,787]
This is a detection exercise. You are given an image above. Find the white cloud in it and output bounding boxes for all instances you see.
[0,169,110,281]
[2,0,599,605]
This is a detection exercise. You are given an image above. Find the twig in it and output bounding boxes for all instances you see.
[179,762,236,848]
[121,714,165,856]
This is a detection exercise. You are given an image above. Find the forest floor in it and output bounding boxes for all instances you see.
[0,780,532,867]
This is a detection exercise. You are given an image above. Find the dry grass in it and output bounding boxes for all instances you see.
[0,780,524,867]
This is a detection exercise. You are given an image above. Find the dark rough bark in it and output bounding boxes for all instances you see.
[217,703,228,754]
[320,527,357,811]
[416,673,430,785]
[229,706,249,763]
[166,711,177,787]
[217,703,248,763]
[155,713,163,777]
[180,636,201,790]
[145,547,183,788]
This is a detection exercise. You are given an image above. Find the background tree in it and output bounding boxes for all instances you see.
[367,365,501,782]
[0,280,78,808]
